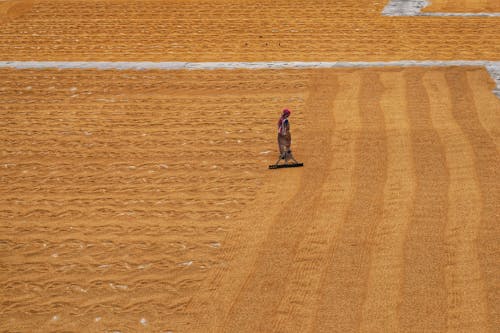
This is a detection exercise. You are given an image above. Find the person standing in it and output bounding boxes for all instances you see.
[269,108,302,169]
[277,109,292,159]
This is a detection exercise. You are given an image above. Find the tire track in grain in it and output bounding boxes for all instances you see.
[445,68,499,332]
[360,69,415,332]
[221,70,337,333]
[424,68,489,332]
[271,70,360,332]
[313,70,387,333]
[400,68,448,332]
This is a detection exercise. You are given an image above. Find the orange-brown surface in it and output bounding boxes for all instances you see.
[2,0,500,332]
[0,68,309,331]
[424,0,500,13]
[0,0,499,61]
[0,0,33,25]
[1,67,499,332]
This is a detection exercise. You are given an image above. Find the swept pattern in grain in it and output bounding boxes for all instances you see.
[360,69,415,332]
[424,68,489,332]
[1,67,498,332]
[466,68,500,143]
[445,68,500,332]
[221,70,337,333]
[314,70,387,333]
[400,68,449,332]
[400,70,449,331]
[271,71,360,333]
[1,0,500,331]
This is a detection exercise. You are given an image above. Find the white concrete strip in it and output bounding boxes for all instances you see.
[383,0,429,16]
[0,60,498,70]
[486,64,500,97]
[1,60,499,98]
[383,0,500,16]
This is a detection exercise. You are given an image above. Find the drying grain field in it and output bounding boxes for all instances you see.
[0,68,310,331]
[0,1,499,333]
[0,0,500,61]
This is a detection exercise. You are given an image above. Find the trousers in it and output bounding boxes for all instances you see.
[277,133,291,155]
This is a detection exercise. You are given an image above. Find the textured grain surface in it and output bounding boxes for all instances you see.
[0,0,499,61]
[2,67,498,332]
[424,0,500,13]
[0,68,310,332]
[1,1,500,332]
[0,0,33,25]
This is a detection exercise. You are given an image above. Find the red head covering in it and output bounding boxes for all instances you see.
[278,109,291,134]
[278,109,291,124]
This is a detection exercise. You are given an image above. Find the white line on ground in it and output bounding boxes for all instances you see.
[1,60,499,97]
[383,0,500,16]
[0,60,498,70]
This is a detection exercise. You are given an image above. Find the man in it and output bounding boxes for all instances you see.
[277,108,292,160]
[269,108,302,169]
